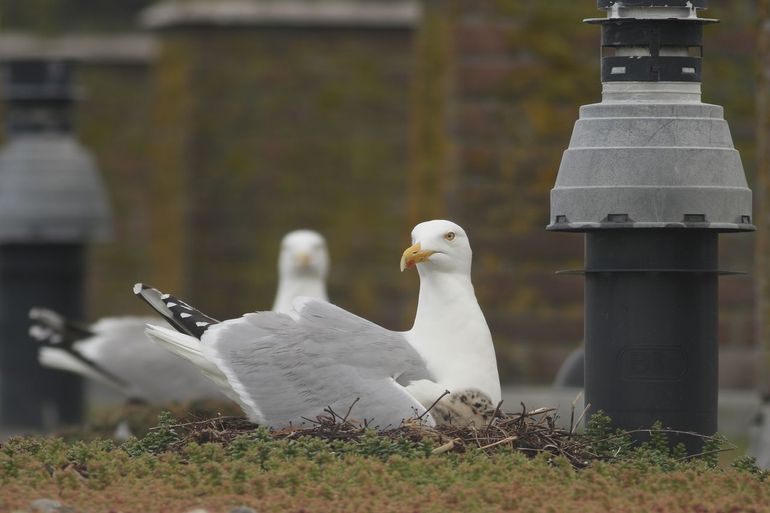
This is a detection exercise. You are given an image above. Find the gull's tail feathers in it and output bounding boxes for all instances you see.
[39,347,135,395]
[133,283,219,339]
[29,307,94,349]
[144,323,244,409]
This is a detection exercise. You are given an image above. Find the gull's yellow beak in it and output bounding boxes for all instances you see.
[400,243,435,272]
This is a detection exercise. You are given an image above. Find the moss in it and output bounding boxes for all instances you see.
[0,424,768,512]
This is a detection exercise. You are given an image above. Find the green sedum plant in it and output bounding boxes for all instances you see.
[0,410,766,513]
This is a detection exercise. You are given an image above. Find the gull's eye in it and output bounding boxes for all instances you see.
[444,231,456,241]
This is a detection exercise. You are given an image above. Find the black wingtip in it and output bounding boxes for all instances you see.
[29,309,131,390]
[133,283,218,339]
[28,307,94,348]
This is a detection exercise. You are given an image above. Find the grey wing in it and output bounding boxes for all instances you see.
[200,299,435,429]
[82,316,226,403]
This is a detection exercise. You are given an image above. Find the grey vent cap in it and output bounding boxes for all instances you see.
[0,135,112,242]
[598,0,707,8]
[549,101,753,232]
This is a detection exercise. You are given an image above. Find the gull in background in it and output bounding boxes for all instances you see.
[272,229,329,311]
[30,229,331,404]
[136,220,501,428]
[748,395,770,469]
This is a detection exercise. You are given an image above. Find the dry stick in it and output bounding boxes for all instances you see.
[471,426,482,449]
[149,416,245,431]
[569,391,584,435]
[479,435,518,451]
[675,444,738,462]
[573,403,591,434]
[341,397,361,424]
[319,398,362,435]
[486,400,504,429]
[491,423,509,442]
[418,389,450,421]
[600,427,725,443]
[324,405,343,423]
[432,438,459,455]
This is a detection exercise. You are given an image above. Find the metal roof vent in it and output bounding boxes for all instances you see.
[0,60,111,242]
[549,0,752,232]
[548,0,753,453]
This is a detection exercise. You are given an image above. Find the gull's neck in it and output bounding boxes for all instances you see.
[408,268,501,402]
[412,271,476,331]
[272,275,328,313]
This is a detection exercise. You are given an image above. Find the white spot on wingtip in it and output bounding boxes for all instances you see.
[29,325,50,340]
[133,283,143,294]
[161,294,170,299]
[166,302,178,308]
[195,321,209,327]
[180,313,192,318]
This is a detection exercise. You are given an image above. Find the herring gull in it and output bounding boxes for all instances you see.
[748,396,770,469]
[29,229,331,404]
[136,220,501,428]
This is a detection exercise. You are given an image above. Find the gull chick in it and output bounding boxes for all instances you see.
[137,220,501,428]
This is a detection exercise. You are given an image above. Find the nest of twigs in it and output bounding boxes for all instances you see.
[153,399,602,468]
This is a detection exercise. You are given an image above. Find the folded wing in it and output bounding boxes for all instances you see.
[201,298,435,428]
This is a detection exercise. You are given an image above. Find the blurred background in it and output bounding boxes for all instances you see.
[0,0,759,424]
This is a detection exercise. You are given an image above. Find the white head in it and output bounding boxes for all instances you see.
[400,220,472,276]
[278,230,329,280]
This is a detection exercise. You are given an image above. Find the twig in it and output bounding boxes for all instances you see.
[573,402,591,435]
[479,435,518,451]
[528,407,556,416]
[431,438,459,454]
[569,391,583,435]
[675,444,737,462]
[148,416,244,431]
[487,400,504,429]
[341,397,360,424]
[418,390,450,421]
[599,427,722,442]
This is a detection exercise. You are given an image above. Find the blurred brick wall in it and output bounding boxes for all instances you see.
[706,0,757,388]
[1,0,757,385]
[146,25,417,328]
[78,62,157,316]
